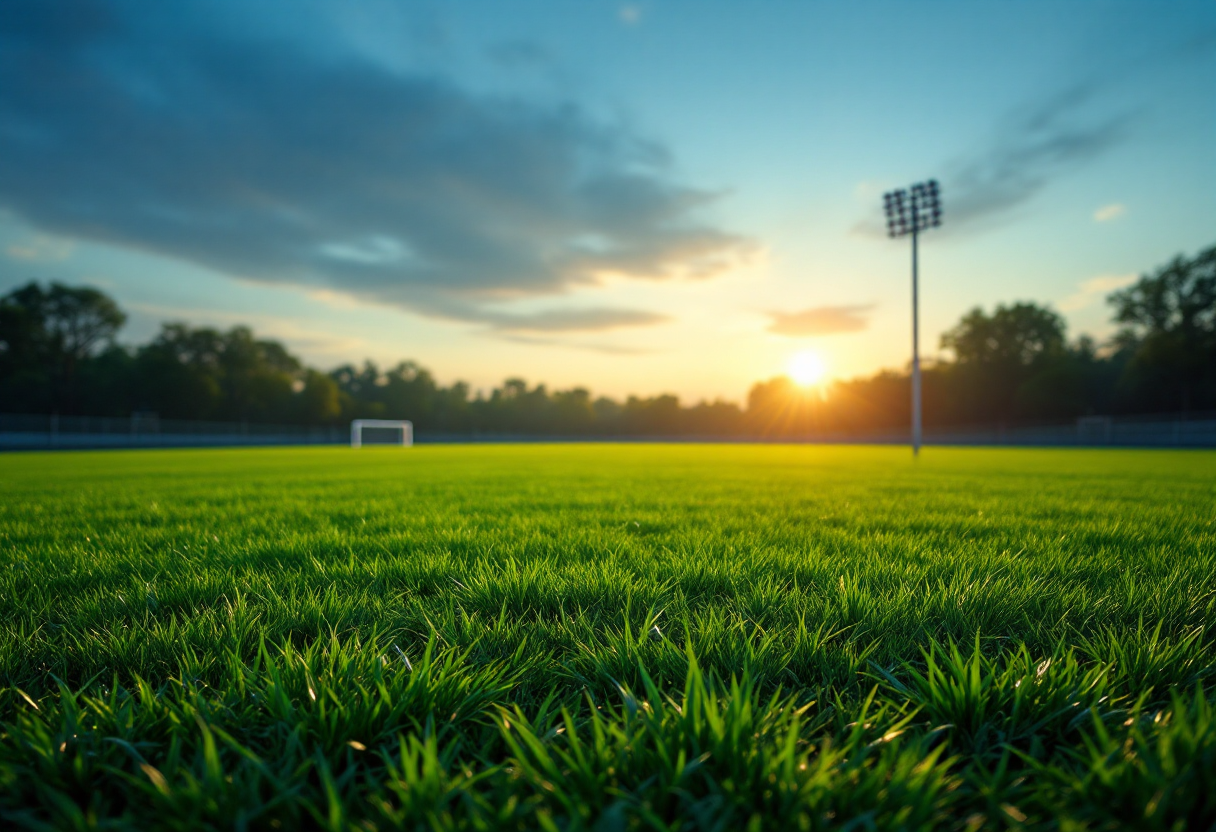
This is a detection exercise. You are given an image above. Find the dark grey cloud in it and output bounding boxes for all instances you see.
[766,304,874,337]
[0,0,749,331]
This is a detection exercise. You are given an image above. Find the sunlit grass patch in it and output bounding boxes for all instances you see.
[1,444,1214,829]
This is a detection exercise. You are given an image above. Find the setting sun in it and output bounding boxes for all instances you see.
[787,350,826,386]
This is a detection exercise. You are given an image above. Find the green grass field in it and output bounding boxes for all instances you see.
[1,445,1214,830]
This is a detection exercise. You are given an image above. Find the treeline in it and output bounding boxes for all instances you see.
[1,243,1212,436]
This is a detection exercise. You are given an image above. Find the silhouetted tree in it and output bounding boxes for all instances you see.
[0,282,127,412]
[939,302,1068,422]
[1108,244,1216,413]
[131,324,299,421]
[296,370,343,424]
[132,324,224,418]
[747,377,822,437]
[3,241,1213,433]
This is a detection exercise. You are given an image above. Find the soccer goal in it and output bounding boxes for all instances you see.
[350,419,413,448]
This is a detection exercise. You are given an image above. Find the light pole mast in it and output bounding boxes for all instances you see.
[883,180,941,457]
[911,224,921,455]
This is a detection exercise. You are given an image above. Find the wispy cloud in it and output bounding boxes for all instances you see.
[1058,274,1137,312]
[0,0,750,334]
[940,31,1216,232]
[497,333,657,355]
[304,289,368,311]
[1093,203,1127,222]
[485,307,668,334]
[852,80,1136,239]
[944,83,1132,229]
[766,304,874,337]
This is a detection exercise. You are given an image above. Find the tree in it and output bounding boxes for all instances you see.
[296,370,342,424]
[940,302,1066,368]
[747,377,811,437]
[550,388,595,434]
[4,245,1212,431]
[0,282,126,412]
[1108,244,1216,412]
[380,362,439,426]
[133,324,301,421]
[44,284,127,367]
[133,325,225,418]
[939,302,1068,422]
[213,326,298,421]
[330,361,388,419]
[0,284,51,368]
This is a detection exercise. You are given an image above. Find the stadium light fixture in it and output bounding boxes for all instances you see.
[883,179,942,456]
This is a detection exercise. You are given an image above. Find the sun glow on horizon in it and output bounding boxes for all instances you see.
[787,350,826,386]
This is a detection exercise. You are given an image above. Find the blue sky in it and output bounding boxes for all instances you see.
[1,0,1213,401]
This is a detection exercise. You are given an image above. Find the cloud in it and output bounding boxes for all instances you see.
[766,304,874,337]
[1093,203,1127,222]
[1058,273,1137,312]
[486,307,668,333]
[305,288,366,310]
[6,235,74,262]
[300,286,668,334]
[619,5,642,25]
[0,0,750,332]
[851,82,1133,240]
[497,333,657,355]
[944,84,1132,229]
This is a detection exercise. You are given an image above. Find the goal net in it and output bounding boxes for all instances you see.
[350,419,413,448]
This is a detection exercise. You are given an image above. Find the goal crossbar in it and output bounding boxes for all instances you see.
[350,419,413,448]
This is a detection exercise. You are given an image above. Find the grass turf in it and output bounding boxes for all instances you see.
[1,444,1214,830]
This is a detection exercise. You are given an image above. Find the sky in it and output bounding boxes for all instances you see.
[1,0,1213,403]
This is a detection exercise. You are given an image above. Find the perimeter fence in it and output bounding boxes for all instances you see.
[0,413,344,450]
[2,412,1213,450]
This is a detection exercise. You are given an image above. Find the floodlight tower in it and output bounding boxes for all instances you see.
[883,180,942,456]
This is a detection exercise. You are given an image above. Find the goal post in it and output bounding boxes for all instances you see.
[350,419,413,448]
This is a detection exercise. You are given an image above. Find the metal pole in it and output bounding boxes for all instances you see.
[911,228,921,456]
